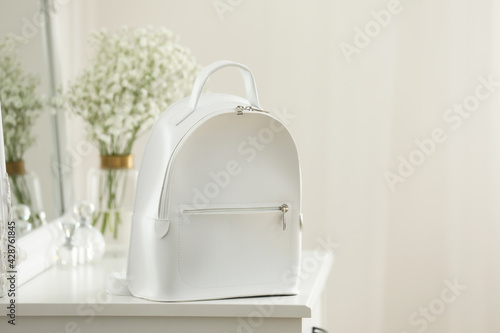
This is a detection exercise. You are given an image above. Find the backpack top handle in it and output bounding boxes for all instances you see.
[173,60,261,125]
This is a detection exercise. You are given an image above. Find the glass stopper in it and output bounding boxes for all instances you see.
[73,201,95,225]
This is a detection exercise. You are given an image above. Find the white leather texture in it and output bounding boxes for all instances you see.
[127,61,302,301]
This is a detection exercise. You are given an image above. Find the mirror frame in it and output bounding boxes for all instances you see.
[41,0,73,216]
[17,220,59,286]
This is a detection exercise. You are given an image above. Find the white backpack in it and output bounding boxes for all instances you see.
[127,60,302,301]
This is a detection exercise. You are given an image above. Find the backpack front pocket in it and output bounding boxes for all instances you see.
[177,203,293,289]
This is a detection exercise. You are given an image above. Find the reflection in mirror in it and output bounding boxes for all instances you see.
[0,37,46,228]
[0,0,71,291]
[0,0,68,237]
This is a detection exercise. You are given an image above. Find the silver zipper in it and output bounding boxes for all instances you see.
[182,204,289,231]
[236,105,270,115]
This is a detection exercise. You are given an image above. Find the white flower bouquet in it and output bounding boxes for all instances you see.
[0,37,44,224]
[59,26,199,238]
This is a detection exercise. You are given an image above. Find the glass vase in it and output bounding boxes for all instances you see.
[87,154,137,254]
[6,160,46,229]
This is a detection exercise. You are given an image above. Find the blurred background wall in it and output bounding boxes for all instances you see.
[6,0,500,332]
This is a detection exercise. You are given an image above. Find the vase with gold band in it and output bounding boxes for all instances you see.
[87,154,138,254]
[6,160,46,228]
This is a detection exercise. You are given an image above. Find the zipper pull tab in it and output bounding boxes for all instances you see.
[280,204,289,231]
[236,105,244,115]
[247,106,270,114]
[236,105,271,115]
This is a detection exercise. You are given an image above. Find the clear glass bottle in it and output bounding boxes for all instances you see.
[72,201,105,264]
[55,213,79,267]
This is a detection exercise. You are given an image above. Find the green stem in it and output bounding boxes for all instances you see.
[114,211,120,239]
[92,168,124,239]
[101,211,108,235]
[92,211,102,227]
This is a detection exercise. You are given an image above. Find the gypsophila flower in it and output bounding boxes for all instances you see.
[0,37,44,163]
[58,26,200,156]
[56,26,199,238]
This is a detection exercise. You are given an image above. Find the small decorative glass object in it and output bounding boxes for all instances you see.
[12,204,32,237]
[55,213,79,267]
[72,201,105,264]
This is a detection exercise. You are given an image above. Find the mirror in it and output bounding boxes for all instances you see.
[0,0,71,285]
[0,0,69,228]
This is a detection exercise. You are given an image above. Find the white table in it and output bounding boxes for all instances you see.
[1,250,332,333]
